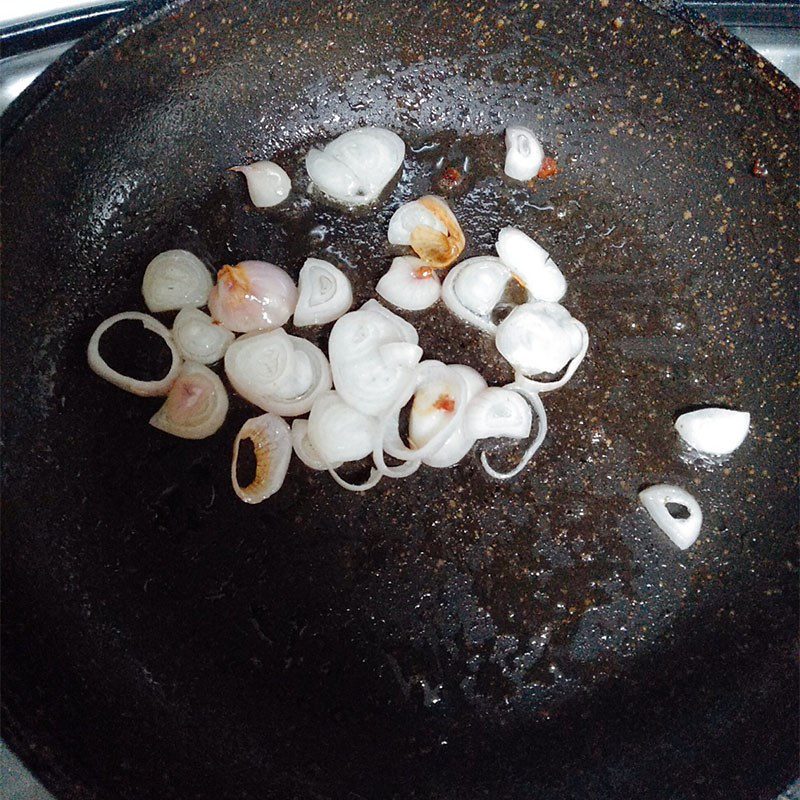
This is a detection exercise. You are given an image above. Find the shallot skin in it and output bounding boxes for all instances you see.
[208,260,298,333]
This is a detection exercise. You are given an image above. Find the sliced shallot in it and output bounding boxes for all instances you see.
[231,413,292,504]
[329,301,422,417]
[141,250,213,313]
[674,408,750,456]
[87,311,182,397]
[208,261,298,333]
[407,196,465,269]
[422,365,487,469]
[307,391,377,464]
[496,301,588,391]
[466,386,532,440]
[150,361,228,440]
[230,160,291,207]
[224,328,331,416]
[480,386,548,480]
[293,257,353,327]
[306,127,405,206]
[387,199,446,245]
[172,307,234,364]
[291,418,340,471]
[639,484,703,550]
[376,256,441,311]
[441,256,510,333]
[504,125,544,182]
[495,227,566,302]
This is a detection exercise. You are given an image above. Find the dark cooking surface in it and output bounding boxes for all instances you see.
[1,1,797,798]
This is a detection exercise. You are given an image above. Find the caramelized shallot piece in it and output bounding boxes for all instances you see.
[150,361,228,440]
[408,196,465,269]
[231,413,292,504]
[208,261,297,333]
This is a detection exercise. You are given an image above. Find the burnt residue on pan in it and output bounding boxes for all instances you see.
[1,1,797,799]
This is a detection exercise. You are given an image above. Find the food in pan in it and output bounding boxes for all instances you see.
[230,160,291,207]
[86,124,750,551]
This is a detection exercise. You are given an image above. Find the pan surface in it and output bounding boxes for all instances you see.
[1,1,797,798]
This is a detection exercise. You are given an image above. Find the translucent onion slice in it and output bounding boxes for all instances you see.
[230,160,291,207]
[466,387,532,440]
[293,257,353,327]
[504,125,544,182]
[306,127,405,206]
[87,311,182,397]
[442,256,510,333]
[291,418,341,471]
[141,250,213,313]
[231,413,292,504]
[480,386,548,480]
[172,307,234,364]
[307,390,378,464]
[674,408,750,456]
[387,200,447,245]
[639,484,703,550]
[329,301,422,417]
[208,261,298,333]
[225,328,331,416]
[376,256,441,311]
[149,361,228,440]
[496,301,586,381]
[408,196,465,269]
[495,227,566,302]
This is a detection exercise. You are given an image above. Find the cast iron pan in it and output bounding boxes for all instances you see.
[1,1,798,798]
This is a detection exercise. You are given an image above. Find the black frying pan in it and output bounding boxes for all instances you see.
[2,1,798,798]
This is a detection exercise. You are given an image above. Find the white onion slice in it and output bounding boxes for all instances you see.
[329,301,421,417]
[231,413,292,504]
[639,484,703,550]
[141,250,213,313]
[466,387,532,440]
[376,256,441,311]
[172,307,234,364]
[225,329,331,416]
[480,386,548,480]
[674,408,750,456]
[293,257,353,326]
[496,301,587,382]
[442,256,510,333]
[230,160,291,207]
[306,127,405,206]
[504,125,544,182]
[291,418,341,471]
[495,227,566,302]
[387,200,446,245]
[87,311,182,397]
[208,261,298,333]
[307,390,378,464]
[149,361,228,440]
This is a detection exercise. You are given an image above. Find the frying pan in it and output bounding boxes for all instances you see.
[1,1,797,798]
